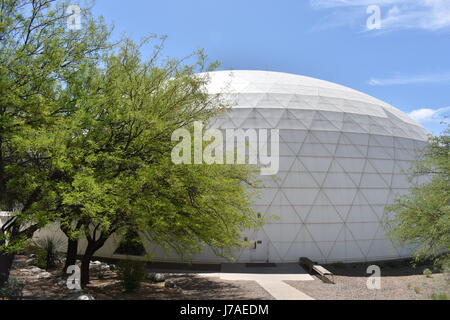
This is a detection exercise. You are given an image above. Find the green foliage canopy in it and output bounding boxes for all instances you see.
[1,1,262,278]
[385,127,450,270]
[0,0,110,253]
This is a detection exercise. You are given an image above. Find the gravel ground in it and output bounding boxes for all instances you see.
[89,275,274,300]
[286,263,449,300]
[7,255,448,300]
[8,255,273,300]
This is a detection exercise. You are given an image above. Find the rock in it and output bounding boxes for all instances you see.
[38,272,53,279]
[89,261,105,269]
[22,291,35,299]
[30,267,43,274]
[13,259,28,268]
[164,279,177,289]
[77,294,95,300]
[149,273,166,283]
[25,258,37,265]
[58,280,66,286]
[66,291,87,300]
[89,261,110,270]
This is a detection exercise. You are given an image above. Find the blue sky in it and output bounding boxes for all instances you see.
[91,0,449,135]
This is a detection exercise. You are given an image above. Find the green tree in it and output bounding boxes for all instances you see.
[0,1,262,288]
[0,0,110,285]
[50,41,262,285]
[385,126,450,271]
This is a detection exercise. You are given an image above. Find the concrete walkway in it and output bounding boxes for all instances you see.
[256,280,314,300]
[198,263,315,300]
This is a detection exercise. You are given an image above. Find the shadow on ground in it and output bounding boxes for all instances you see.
[323,259,440,277]
[88,274,273,300]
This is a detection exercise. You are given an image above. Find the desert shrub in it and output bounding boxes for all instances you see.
[0,277,25,300]
[117,260,147,292]
[33,237,64,270]
[385,129,450,273]
[431,293,449,300]
[423,268,433,278]
[114,229,146,256]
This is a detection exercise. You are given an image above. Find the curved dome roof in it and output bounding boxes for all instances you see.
[202,70,429,141]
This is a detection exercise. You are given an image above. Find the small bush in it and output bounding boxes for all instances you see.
[423,268,433,278]
[114,229,146,256]
[0,277,25,300]
[117,260,147,292]
[431,293,449,300]
[33,237,64,270]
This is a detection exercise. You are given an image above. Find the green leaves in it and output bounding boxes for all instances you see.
[49,38,261,259]
[385,126,450,271]
[0,0,111,252]
[0,1,261,265]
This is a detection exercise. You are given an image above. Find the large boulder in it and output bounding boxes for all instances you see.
[149,273,166,283]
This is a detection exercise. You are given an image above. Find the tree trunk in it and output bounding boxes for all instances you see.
[0,252,14,287]
[61,220,83,274]
[80,247,93,286]
[63,238,78,274]
[80,238,107,286]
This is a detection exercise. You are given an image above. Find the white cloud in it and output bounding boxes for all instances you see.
[368,72,450,86]
[311,0,405,9]
[310,0,450,31]
[409,106,450,124]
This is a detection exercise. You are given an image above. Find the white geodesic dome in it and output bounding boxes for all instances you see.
[31,70,430,264]
[191,70,428,264]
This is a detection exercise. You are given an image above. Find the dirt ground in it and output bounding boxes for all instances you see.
[88,275,273,300]
[8,255,273,300]
[287,262,449,300]
[6,255,449,300]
